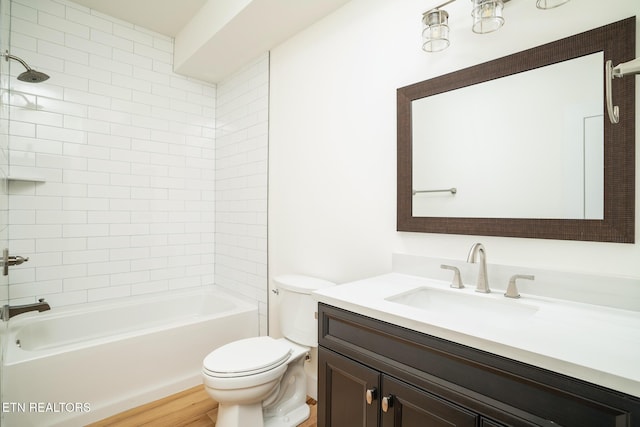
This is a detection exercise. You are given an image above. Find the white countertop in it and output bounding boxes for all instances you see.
[313,272,640,398]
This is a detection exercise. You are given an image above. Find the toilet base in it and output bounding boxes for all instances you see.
[214,397,310,427]
[216,402,264,427]
[264,403,310,427]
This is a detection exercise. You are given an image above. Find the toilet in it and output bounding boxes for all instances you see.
[202,275,335,427]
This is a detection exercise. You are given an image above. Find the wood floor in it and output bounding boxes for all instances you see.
[87,385,318,427]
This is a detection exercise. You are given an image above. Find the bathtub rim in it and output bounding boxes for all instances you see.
[3,287,258,365]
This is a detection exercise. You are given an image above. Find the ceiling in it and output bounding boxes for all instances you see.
[70,0,208,37]
[69,0,352,82]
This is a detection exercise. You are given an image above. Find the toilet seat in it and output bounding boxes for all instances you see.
[203,336,292,378]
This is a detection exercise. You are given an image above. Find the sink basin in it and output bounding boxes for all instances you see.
[385,287,539,321]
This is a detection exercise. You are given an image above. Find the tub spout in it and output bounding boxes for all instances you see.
[2,298,51,321]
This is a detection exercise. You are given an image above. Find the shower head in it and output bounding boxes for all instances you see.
[17,69,49,83]
[3,50,50,83]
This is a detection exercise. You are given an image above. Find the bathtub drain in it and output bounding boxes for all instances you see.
[15,339,21,348]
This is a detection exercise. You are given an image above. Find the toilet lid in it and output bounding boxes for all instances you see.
[203,336,292,377]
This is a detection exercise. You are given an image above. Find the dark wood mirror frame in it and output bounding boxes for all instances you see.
[397,17,636,243]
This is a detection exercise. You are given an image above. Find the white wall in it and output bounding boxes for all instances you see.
[7,0,216,306]
[269,0,640,319]
[215,53,269,335]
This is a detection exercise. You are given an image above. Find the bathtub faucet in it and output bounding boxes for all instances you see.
[1,298,51,321]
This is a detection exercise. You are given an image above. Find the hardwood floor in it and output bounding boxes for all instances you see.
[87,385,318,427]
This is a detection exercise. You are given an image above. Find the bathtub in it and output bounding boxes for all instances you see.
[2,288,258,427]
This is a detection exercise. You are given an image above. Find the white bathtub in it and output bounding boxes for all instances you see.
[2,288,259,427]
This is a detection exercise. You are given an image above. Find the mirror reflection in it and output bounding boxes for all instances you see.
[412,52,604,220]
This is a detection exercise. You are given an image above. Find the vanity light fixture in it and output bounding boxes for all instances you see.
[471,0,504,34]
[421,0,456,52]
[422,9,451,52]
[606,57,640,124]
[421,0,570,52]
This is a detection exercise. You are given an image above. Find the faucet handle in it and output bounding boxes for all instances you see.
[441,264,464,289]
[505,274,535,299]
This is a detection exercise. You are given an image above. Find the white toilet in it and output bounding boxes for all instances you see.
[202,275,335,427]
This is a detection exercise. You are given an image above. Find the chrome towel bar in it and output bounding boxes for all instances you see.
[412,187,457,195]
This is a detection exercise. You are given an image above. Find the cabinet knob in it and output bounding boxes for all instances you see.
[365,388,377,405]
[381,395,394,413]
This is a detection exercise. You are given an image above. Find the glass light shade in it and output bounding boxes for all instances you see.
[422,10,450,52]
[471,0,504,34]
[536,0,570,9]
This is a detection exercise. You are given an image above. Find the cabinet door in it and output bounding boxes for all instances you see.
[481,419,507,427]
[318,347,380,427]
[380,375,477,427]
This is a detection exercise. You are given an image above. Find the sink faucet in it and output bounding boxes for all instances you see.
[1,298,51,321]
[467,243,490,293]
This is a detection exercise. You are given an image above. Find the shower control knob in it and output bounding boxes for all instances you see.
[8,256,29,265]
[2,249,30,276]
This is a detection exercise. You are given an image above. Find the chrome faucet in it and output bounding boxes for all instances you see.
[466,243,490,293]
[1,298,51,321]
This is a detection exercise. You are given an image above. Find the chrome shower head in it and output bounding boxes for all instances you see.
[3,50,49,83]
[17,69,49,83]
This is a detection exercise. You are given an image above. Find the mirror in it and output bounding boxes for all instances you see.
[397,17,635,242]
[412,52,604,220]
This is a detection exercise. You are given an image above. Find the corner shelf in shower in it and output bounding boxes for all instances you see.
[7,175,46,183]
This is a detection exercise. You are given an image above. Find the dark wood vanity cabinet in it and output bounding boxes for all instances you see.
[319,347,478,427]
[380,374,478,427]
[317,303,640,427]
[319,347,379,426]
[319,346,496,427]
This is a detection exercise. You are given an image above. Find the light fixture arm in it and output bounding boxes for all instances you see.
[606,57,640,124]
[427,0,456,12]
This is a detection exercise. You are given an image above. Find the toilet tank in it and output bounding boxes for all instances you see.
[274,275,335,347]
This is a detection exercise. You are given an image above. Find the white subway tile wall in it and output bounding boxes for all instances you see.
[7,0,269,333]
[215,53,269,335]
[9,0,216,306]
[7,0,219,307]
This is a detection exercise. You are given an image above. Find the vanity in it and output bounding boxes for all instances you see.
[311,14,640,427]
[313,263,640,427]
